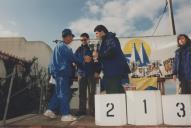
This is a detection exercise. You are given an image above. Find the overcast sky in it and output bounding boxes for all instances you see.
[0,0,191,48]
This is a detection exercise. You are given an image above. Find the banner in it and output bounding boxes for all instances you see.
[119,35,177,77]
[118,36,177,91]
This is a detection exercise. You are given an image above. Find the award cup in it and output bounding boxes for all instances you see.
[89,41,100,62]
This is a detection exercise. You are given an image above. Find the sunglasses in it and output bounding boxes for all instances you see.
[80,39,87,42]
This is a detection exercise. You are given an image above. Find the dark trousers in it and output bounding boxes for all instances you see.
[180,80,191,94]
[78,76,96,114]
[103,76,125,94]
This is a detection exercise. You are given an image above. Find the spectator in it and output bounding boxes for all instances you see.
[173,34,191,94]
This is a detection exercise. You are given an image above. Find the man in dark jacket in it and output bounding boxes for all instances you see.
[173,34,191,94]
[75,33,100,116]
[93,25,130,94]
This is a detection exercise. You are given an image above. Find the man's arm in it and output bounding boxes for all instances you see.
[172,53,178,75]
[172,52,178,81]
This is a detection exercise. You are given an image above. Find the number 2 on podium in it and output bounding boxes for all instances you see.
[106,103,114,117]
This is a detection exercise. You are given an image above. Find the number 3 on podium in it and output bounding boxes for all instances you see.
[176,102,186,118]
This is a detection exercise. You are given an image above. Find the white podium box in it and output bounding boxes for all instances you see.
[95,94,127,126]
[126,90,163,125]
[162,95,191,125]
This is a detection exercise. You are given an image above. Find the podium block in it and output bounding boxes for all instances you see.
[126,90,163,125]
[95,94,127,126]
[162,95,191,125]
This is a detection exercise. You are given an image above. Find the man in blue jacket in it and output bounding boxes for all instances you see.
[75,33,100,116]
[93,25,130,94]
[173,34,191,94]
[44,29,88,122]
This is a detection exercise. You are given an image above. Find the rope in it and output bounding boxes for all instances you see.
[152,0,168,36]
[0,72,16,83]
[10,81,40,98]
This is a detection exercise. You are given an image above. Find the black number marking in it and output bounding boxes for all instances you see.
[106,103,114,117]
[176,102,186,118]
[143,99,147,114]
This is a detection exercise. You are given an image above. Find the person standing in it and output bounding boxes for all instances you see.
[75,33,99,116]
[93,25,130,94]
[173,34,191,94]
[44,29,87,121]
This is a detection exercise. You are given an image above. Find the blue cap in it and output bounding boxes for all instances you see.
[62,29,75,37]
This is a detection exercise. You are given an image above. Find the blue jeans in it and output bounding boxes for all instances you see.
[48,76,71,115]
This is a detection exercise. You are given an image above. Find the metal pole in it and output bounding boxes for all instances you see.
[167,0,176,35]
[38,76,43,114]
[3,67,16,126]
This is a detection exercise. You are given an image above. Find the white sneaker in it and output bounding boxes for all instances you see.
[61,115,77,122]
[43,110,56,119]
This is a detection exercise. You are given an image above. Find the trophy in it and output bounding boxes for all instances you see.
[88,42,95,51]
[88,40,100,62]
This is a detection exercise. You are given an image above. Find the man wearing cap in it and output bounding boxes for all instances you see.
[44,29,91,121]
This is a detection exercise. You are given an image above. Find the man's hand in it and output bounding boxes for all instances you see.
[92,51,99,59]
[72,62,76,66]
[94,72,100,79]
[84,56,92,63]
[173,75,177,81]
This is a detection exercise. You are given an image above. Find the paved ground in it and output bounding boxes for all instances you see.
[0,114,190,128]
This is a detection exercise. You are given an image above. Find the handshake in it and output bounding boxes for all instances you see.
[84,51,99,63]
